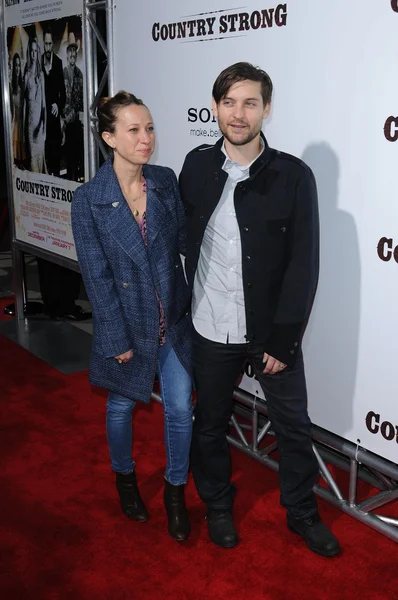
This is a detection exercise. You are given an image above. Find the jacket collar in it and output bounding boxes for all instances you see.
[91,157,165,205]
[213,131,275,178]
[88,157,167,276]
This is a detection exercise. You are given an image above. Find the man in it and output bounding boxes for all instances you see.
[42,27,65,177]
[37,30,88,321]
[63,31,84,182]
[179,62,340,556]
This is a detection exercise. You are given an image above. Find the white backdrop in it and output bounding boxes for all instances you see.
[113,1,398,464]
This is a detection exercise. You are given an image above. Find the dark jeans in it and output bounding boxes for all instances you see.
[191,329,319,519]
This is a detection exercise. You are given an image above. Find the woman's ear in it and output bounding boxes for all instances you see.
[102,130,115,149]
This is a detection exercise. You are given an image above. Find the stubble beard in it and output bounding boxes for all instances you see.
[219,121,262,147]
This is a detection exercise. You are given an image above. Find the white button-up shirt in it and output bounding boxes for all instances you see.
[192,140,264,343]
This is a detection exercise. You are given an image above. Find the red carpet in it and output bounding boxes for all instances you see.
[0,299,397,600]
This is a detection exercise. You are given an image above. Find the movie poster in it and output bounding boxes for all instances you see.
[4,0,86,260]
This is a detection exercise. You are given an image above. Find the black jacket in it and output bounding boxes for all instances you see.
[179,133,319,367]
[42,53,66,142]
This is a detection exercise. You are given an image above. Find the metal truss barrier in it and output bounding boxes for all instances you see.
[151,389,398,543]
[227,388,398,543]
[84,0,114,180]
[85,2,398,545]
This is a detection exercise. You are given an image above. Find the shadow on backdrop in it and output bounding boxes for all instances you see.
[301,143,360,440]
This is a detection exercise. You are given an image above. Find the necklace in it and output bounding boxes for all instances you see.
[129,177,147,218]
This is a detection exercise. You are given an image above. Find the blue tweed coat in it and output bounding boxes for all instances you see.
[71,158,192,402]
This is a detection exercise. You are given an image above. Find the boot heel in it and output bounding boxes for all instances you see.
[164,479,190,541]
[116,471,149,522]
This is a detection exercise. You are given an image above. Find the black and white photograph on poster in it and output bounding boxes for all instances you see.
[5,1,20,7]
[7,15,85,183]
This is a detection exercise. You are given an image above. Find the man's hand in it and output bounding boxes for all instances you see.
[262,352,286,375]
[115,349,133,364]
[51,103,59,117]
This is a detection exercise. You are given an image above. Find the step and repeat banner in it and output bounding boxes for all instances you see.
[112,0,398,464]
[3,0,86,260]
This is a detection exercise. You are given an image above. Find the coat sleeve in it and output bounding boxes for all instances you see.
[264,166,319,366]
[71,186,131,358]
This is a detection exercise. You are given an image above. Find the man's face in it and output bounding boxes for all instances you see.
[44,34,53,60]
[212,80,270,147]
[67,46,77,66]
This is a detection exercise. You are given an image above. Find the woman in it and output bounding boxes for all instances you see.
[11,53,25,165]
[71,92,193,541]
[24,37,46,173]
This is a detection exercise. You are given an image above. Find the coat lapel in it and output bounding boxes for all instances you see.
[92,159,151,278]
[144,167,168,250]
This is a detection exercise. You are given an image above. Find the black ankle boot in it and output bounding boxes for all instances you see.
[115,471,148,522]
[163,479,191,541]
[287,512,340,557]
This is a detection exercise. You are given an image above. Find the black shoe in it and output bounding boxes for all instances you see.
[164,479,191,541]
[57,304,92,321]
[115,471,148,522]
[287,512,340,557]
[206,509,238,548]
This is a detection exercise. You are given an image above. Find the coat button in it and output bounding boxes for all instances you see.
[247,282,252,288]
[281,226,287,233]
[243,227,249,232]
[246,255,251,260]
[290,349,295,355]
[122,282,128,288]
[199,215,204,219]
[175,263,179,269]
[293,342,298,347]
[249,309,254,315]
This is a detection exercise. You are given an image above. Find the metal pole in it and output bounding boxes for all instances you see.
[84,0,98,180]
[349,458,358,506]
[106,0,115,96]
[0,2,26,319]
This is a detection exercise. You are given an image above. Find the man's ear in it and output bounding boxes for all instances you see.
[212,98,219,119]
[263,102,271,120]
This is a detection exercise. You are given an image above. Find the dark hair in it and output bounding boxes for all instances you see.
[43,26,53,38]
[98,90,146,135]
[11,53,22,96]
[212,62,273,106]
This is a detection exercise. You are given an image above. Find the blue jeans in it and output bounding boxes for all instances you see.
[106,338,193,485]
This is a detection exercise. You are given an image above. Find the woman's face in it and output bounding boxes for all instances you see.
[103,104,155,166]
[30,42,37,63]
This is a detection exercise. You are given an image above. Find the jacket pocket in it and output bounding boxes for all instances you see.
[265,218,290,236]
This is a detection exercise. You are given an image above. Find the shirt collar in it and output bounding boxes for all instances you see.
[221,136,265,173]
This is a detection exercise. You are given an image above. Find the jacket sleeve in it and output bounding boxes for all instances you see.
[71,186,131,358]
[264,167,319,366]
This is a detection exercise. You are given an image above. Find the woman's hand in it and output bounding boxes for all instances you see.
[115,350,133,364]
